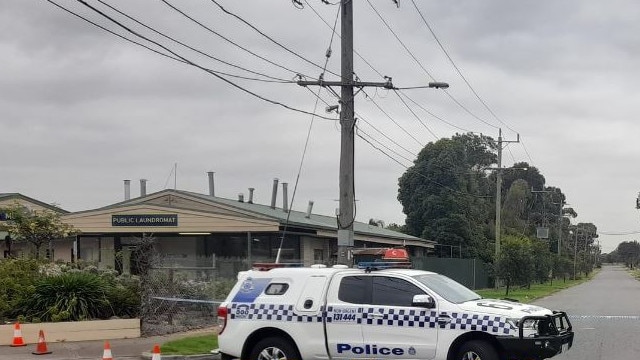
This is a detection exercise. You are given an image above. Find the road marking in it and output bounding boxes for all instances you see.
[569,315,640,320]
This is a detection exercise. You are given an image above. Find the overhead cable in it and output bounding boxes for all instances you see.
[160,0,310,78]
[70,0,337,121]
[96,0,292,83]
[209,0,340,78]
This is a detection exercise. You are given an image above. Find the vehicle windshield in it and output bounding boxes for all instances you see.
[413,273,481,304]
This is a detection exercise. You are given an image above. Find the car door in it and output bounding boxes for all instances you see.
[325,273,368,359]
[360,275,438,360]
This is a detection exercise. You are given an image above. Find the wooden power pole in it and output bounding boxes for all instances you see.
[297,0,447,266]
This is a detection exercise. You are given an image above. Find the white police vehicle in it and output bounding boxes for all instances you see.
[217,262,573,360]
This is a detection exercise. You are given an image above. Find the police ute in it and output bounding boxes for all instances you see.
[216,260,574,360]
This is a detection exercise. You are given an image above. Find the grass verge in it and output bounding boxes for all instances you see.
[475,271,598,303]
[161,333,218,355]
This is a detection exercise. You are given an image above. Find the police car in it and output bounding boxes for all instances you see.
[216,262,573,360]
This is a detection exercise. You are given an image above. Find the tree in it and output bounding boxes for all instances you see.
[530,239,552,284]
[398,133,496,262]
[552,255,573,283]
[495,235,534,295]
[616,241,640,268]
[501,179,530,233]
[501,162,545,198]
[0,202,77,260]
[386,223,406,233]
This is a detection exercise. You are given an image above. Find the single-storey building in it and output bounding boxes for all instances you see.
[2,179,435,275]
[61,184,434,274]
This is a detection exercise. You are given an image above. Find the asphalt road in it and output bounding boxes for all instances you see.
[534,264,640,360]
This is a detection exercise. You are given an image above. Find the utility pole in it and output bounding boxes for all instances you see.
[573,227,581,280]
[557,203,564,255]
[553,202,574,256]
[337,0,355,266]
[494,128,520,259]
[297,1,449,266]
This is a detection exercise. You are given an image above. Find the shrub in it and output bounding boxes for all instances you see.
[106,274,141,318]
[0,259,42,322]
[19,272,112,322]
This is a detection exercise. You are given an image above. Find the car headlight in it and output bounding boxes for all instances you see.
[507,318,538,331]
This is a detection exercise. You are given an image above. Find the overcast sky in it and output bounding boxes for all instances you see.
[2,0,639,252]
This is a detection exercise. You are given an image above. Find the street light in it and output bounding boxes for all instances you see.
[428,82,449,89]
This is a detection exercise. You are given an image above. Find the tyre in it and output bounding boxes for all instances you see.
[249,337,300,360]
[456,340,499,360]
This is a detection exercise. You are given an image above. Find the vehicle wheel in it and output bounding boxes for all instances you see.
[249,337,299,360]
[456,340,499,360]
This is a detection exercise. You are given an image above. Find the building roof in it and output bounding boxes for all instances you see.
[85,189,433,246]
[0,193,69,213]
[183,190,429,243]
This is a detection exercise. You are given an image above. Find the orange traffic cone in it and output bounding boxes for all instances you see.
[10,322,27,347]
[32,330,52,355]
[151,344,162,360]
[102,340,113,360]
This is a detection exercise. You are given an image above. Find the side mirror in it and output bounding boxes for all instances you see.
[412,294,435,309]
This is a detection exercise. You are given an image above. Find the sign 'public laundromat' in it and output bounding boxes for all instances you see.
[112,214,178,227]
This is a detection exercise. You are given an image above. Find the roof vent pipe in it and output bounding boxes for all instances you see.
[248,188,255,204]
[124,180,131,201]
[282,182,289,212]
[238,193,244,203]
[140,179,147,197]
[270,178,279,209]
[305,200,314,218]
[207,171,215,197]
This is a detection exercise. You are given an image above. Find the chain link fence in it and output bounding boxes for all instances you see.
[140,257,244,336]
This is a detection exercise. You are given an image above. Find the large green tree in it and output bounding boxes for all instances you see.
[398,133,496,261]
[0,202,77,259]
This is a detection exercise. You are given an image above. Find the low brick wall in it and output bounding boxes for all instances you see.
[0,319,140,345]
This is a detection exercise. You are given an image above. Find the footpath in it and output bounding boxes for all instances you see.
[0,327,219,360]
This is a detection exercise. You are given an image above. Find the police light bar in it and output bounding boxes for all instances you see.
[356,261,412,270]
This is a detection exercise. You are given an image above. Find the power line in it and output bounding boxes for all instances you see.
[209,0,340,79]
[410,0,513,133]
[278,4,341,259]
[45,0,183,63]
[356,115,418,159]
[357,127,414,164]
[409,0,534,164]
[302,0,384,79]
[96,0,293,83]
[392,90,439,140]
[364,92,425,147]
[365,0,500,131]
[304,0,482,141]
[364,0,437,81]
[356,127,412,168]
[160,0,310,78]
[599,231,640,236]
[70,0,338,121]
[97,0,293,83]
[51,0,292,84]
[357,128,492,198]
[398,90,473,133]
